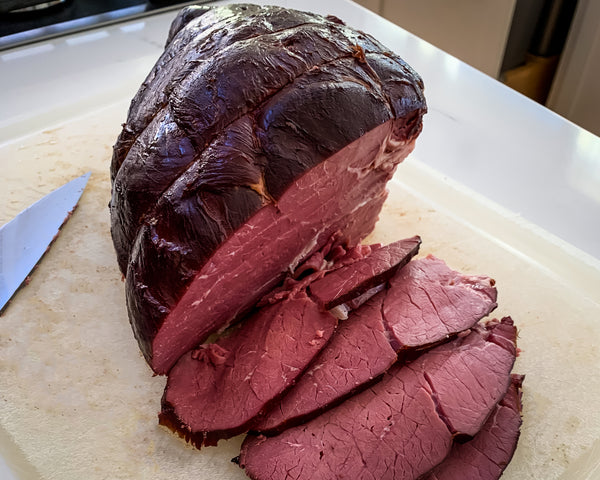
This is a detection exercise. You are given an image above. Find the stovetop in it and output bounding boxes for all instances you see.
[0,0,205,50]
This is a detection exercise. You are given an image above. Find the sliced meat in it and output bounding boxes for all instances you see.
[158,237,421,445]
[423,374,524,480]
[159,294,337,448]
[239,317,518,480]
[109,4,426,374]
[253,256,498,435]
[420,317,517,437]
[309,235,422,309]
[383,255,498,350]
[253,294,397,434]
[261,236,420,310]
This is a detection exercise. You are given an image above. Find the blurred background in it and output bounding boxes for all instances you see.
[354,0,599,138]
[1,0,598,137]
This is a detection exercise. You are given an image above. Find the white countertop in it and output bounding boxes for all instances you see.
[1,0,599,263]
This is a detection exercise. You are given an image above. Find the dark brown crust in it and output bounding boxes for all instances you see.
[110,4,425,271]
[158,397,241,449]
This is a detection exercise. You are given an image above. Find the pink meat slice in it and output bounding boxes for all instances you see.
[159,293,337,448]
[419,318,517,437]
[423,374,524,480]
[309,236,422,309]
[260,236,421,309]
[383,255,498,350]
[254,294,397,434]
[239,317,518,480]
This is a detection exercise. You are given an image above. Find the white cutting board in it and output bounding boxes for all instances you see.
[1,100,599,480]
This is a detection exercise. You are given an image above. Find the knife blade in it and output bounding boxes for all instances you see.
[0,172,91,312]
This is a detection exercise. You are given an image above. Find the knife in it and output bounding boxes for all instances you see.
[0,172,91,313]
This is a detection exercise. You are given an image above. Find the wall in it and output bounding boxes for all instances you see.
[352,0,600,137]
[547,0,600,136]
[352,0,516,78]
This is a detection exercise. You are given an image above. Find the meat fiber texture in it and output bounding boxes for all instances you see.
[309,236,423,309]
[239,317,519,480]
[159,294,337,448]
[261,236,422,310]
[422,375,524,480]
[108,3,427,374]
[254,255,498,434]
[159,237,421,448]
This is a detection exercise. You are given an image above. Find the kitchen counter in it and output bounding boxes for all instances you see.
[1,2,599,479]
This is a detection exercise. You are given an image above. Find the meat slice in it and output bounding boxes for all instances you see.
[309,236,422,309]
[420,318,517,437]
[383,255,498,350]
[422,375,524,480]
[261,236,421,310]
[253,256,498,435]
[253,294,397,434]
[239,317,518,480]
[159,294,337,448]
[109,4,426,374]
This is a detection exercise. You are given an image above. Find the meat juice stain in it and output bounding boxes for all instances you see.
[351,44,366,63]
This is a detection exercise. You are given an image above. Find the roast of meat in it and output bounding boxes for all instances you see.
[109,4,524,479]
[110,2,426,375]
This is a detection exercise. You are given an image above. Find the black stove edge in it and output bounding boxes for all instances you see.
[0,0,208,51]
